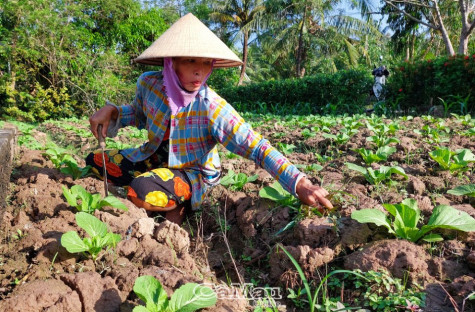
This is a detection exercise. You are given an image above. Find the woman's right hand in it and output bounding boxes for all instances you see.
[89,105,119,140]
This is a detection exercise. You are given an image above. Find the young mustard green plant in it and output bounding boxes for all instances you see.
[62,185,128,213]
[295,163,323,174]
[366,136,400,148]
[276,142,297,155]
[220,170,258,191]
[351,199,475,243]
[345,163,408,186]
[429,147,475,173]
[43,148,76,169]
[61,212,121,260]
[259,181,298,208]
[132,275,217,312]
[354,146,396,165]
[60,160,92,180]
[447,184,475,197]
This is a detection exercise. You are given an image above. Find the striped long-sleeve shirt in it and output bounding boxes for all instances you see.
[115,71,303,210]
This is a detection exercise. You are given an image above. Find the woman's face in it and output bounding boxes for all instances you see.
[173,57,213,92]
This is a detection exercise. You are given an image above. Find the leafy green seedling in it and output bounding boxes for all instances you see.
[60,160,92,180]
[301,128,316,139]
[354,146,396,165]
[462,127,475,136]
[295,163,323,174]
[450,113,474,126]
[259,181,298,207]
[43,148,76,169]
[62,185,128,213]
[322,128,357,146]
[346,163,408,185]
[224,152,240,159]
[366,135,400,148]
[414,124,449,144]
[447,184,475,197]
[276,142,296,155]
[366,120,399,136]
[351,199,475,243]
[105,137,133,149]
[220,170,258,191]
[322,132,350,145]
[132,275,216,312]
[61,212,121,260]
[429,147,475,173]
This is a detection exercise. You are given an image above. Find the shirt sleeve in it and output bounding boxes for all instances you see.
[208,96,304,197]
[116,73,147,129]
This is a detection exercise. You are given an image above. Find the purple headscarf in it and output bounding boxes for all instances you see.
[163,57,213,115]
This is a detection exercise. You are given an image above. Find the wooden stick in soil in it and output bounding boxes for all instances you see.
[220,196,244,285]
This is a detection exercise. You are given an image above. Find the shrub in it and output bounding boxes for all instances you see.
[219,69,372,115]
[386,55,475,114]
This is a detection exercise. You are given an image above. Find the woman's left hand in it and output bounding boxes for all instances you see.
[296,177,333,209]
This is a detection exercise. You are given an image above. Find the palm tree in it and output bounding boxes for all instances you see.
[210,0,266,85]
[263,0,383,77]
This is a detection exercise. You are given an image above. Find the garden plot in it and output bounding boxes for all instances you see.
[0,113,474,311]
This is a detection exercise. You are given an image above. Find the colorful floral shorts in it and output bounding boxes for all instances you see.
[85,142,192,209]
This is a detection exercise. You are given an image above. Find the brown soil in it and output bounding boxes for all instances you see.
[1,116,474,311]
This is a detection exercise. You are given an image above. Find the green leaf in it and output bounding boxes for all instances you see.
[395,199,420,229]
[259,182,289,202]
[447,184,475,197]
[220,170,236,186]
[235,173,248,188]
[61,231,88,253]
[98,196,129,211]
[422,233,443,242]
[384,166,408,180]
[454,149,475,162]
[424,205,475,232]
[76,212,108,238]
[429,147,452,170]
[366,167,378,184]
[168,283,217,312]
[376,146,396,158]
[133,275,168,312]
[247,174,259,183]
[89,194,103,211]
[346,163,367,175]
[62,185,78,207]
[132,306,151,312]
[351,209,395,234]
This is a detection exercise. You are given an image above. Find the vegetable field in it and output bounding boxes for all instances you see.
[0,113,474,312]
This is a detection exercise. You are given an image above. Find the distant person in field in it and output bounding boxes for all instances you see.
[86,13,333,224]
[372,65,390,100]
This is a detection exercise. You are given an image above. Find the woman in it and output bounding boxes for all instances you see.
[87,13,333,224]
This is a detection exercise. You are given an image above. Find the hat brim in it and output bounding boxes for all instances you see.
[133,57,242,68]
[134,13,243,68]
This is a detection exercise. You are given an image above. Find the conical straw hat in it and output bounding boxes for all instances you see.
[134,13,243,68]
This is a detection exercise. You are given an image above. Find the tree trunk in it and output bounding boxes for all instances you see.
[458,31,470,54]
[433,0,455,55]
[238,31,248,86]
[458,0,475,55]
[296,6,307,78]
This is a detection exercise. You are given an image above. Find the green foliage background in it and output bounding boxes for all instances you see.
[219,69,373,114]
[387,55,475,114]
[0,0,172,121]
[0,0,474,122]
